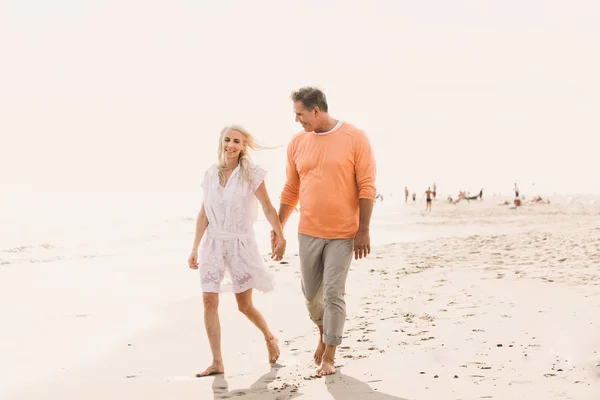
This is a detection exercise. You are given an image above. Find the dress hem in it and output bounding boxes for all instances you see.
[201,281,275,295]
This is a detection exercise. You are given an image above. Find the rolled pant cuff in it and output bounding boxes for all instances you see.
[322,333,342,346]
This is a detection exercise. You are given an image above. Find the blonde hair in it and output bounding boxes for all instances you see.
[217,125,271,185]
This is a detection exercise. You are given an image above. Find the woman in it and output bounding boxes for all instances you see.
[188,125,286,377]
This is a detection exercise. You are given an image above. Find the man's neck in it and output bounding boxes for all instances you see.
[313,117,338,133]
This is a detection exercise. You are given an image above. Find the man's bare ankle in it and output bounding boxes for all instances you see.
[322,356,335,365]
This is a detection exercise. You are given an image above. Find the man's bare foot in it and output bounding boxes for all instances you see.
[316,358,336,376]
[313,341,326,365]
[266,336,280,363]
[195,361,224,377]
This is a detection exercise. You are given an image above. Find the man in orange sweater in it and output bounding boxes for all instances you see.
[273,86,377,376]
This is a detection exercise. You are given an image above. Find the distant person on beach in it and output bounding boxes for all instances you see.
[450,191,466,204]
[188,125,287,377]
[405,186,409,204]
[514,183,519,198]
[432,183,437,200]
[425,187,432,211]
[530,195,549,204]
[412,192,416,202]
[274,86,377,376]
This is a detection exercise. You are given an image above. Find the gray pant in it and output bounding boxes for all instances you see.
[298,233,354,346]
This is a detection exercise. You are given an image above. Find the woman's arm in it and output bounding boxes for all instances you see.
[192,202,209,252]
[254,182,285,241]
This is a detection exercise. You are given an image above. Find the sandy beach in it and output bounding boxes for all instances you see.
[2,196,600,399]
[4,0,600,398]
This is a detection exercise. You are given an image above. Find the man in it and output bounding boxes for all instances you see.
[425,187,432,211]
[272,86,377,376]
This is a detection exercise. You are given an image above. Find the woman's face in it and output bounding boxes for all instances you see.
[222,129,245,162]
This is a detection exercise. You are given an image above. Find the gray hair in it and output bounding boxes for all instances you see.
[290,86,328,112]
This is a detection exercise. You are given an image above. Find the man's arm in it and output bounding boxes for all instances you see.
[279,141,300,229]
[358,198,374,232]
[354,130,377,206]
[353,131,377,259]
[270,141,300,252]
[278,203,296,227]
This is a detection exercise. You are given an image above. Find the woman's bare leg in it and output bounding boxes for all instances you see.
[235,289,280,363]
[196,292,225,377]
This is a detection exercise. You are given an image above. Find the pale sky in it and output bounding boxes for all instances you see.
[1,0,599,196]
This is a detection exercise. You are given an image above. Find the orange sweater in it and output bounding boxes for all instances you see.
[280,122,377,239]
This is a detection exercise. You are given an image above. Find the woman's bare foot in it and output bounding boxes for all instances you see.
[316,358,336,376]
[314,340,326,364]
[266,336,280,363]
[195,361,224,377]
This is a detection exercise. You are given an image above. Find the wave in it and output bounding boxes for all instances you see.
[0,252,111,267]
[3,243,56,253]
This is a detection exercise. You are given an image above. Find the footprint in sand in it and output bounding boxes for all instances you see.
[406,330,429,337]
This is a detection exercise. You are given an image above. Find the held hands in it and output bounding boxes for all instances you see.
[188,250,199,269]
[270,230,286,261]
[270,230,277,253]
[353,228,371,260]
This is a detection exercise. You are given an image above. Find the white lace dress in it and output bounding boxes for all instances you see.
[198,163,275,294]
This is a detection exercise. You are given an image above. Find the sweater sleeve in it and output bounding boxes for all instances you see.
[354,131,377,200]
[280,140,300,207]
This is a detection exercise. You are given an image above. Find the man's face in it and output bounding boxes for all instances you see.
[293,101,317,132]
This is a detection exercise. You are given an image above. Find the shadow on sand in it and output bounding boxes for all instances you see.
[210,364,302,399]
[325,371,409,400]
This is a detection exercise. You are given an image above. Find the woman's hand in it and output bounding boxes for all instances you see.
[270,230,278,253]
[188,250,199,269]
[271,236,286,261]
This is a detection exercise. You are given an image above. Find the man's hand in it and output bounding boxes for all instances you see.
[271,237,286,261]
[353,229,371,260]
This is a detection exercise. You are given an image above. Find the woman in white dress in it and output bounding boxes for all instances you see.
[188,125,287,377]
